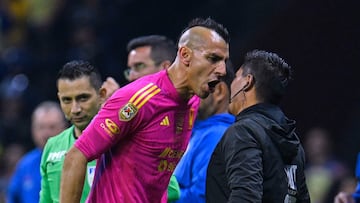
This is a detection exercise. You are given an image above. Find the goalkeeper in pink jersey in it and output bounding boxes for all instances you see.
[60,17,230,203]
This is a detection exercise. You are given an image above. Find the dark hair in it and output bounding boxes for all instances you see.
[57,60,102,90]
[126,35,177,66]
[242,50,292,104]
[180,17,230,44]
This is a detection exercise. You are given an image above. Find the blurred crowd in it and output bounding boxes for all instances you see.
[0,0,130,145]
[0,0,358,203]
[0,1,130,202]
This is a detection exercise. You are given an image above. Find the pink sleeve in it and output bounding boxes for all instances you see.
[75,90,145,161]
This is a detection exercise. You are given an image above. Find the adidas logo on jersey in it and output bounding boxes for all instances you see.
[160,116,170,126]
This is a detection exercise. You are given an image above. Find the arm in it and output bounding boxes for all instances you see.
[175,148,209,203]
[175,166,207,203]
[295,146,311,203]
[60,146,88,203]
[223,127,263,202]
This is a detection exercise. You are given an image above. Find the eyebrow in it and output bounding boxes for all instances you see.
[208,52,227,61]
[61,93,92,100]
[75,93,91,98]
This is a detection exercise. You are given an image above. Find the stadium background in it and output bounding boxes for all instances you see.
[0,0,359,169]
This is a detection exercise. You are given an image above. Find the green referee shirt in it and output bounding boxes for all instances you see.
[40,126,96,203]
[168,175,181,202]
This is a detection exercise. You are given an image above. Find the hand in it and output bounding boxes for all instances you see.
[334,192,355,203]
[101,77,120,100]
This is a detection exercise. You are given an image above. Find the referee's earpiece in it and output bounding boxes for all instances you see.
[242,82,250,92]
[229,74,253,103]
[230,81,250,102]
[243,74,254,92]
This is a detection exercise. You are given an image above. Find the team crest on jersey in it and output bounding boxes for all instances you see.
[119,102,138,121]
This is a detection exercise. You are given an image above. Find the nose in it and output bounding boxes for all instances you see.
[71,101,81,114]
[127,71,138,82]
[125,69,140,82]
[216,61,227,77]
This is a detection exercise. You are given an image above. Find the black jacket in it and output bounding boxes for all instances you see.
[206,103,310,203]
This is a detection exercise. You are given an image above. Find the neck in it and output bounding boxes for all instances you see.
[167,66,193,101]
[237,91,260,114]
[74,127,82,138]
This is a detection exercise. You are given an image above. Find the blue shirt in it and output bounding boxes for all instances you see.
[173,113,234,203]
[353,152,360,203]
[7,148,42,203]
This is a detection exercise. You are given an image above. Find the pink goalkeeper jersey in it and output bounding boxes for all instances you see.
[75,70,200,203]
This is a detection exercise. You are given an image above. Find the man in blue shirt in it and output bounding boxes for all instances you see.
[335,152,360,203]
[7,101,67,203]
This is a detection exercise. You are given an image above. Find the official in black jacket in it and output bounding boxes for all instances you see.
[206,50,310,203]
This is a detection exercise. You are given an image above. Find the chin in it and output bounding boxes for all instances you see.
[74,122,87,131]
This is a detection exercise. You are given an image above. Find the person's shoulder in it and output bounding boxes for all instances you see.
[22,148,41,162]
[209,113,235,124]
[224,117,260,139]
[232,116,257,128]
[15,148,41,169]
[133,70,168,88]
[122,77,167,101]
[133,72,166,88]
[116,77,162,97]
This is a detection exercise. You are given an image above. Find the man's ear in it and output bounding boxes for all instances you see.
[99,87,107,104]
[244,74,254,92]
[160,60,172,69]
[179,46,192,66]
[213,82,228,102]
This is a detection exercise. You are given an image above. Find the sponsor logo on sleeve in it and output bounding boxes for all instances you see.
[100,118,120,137]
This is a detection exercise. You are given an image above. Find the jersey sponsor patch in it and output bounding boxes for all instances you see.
[47,150,67,162]
[119,102,138,121]
[158,147,185,172]
[119,83,161,121]
[100,118,120,137]
[87,166,96,187]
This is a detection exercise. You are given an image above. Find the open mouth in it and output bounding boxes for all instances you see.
[208,80,220,92]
